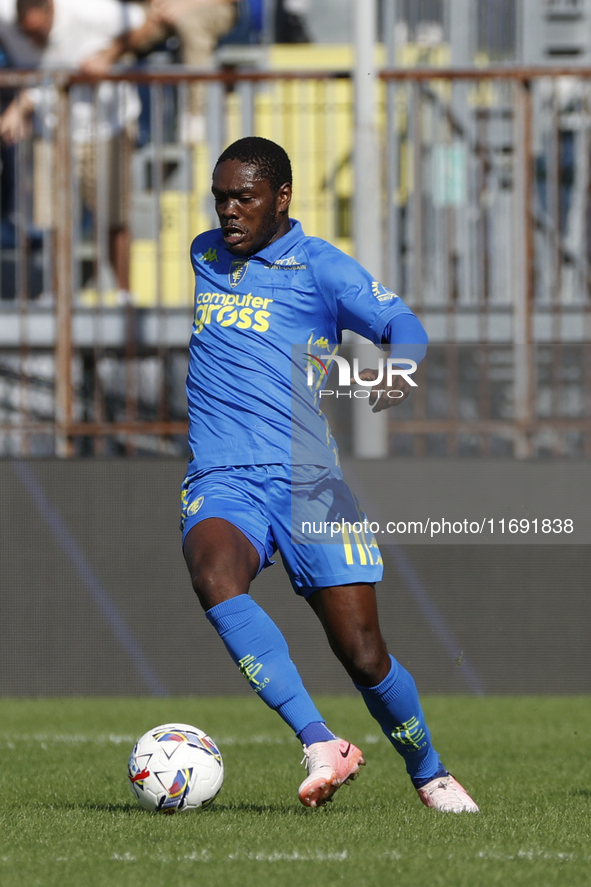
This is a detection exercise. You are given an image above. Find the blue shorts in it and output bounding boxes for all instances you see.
[180,463,384,597]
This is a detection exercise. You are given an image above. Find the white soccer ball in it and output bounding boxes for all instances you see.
[128,722,224,813]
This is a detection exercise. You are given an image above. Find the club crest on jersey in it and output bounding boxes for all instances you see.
[229,259,249,288]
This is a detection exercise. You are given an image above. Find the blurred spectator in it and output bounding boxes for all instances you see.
[140,0,238,65]
[0,0,148,295]
[275,0,310,43]
[0,0,41,251]
[133,0,238,142]
[219,0,264,46]
[0,0,41,66]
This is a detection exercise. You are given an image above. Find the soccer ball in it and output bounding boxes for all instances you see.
[127,722,224,813]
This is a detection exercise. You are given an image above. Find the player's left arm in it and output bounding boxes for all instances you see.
[357,313,428,412]
[312,245,428,412]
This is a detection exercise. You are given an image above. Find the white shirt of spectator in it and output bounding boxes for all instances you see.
[41,0,145,69]
[31,0,146,143]
[0,0,15,21]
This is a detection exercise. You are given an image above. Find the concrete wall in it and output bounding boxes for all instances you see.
[1,459,589,696]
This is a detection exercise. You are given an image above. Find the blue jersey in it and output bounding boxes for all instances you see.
[186,219,420,471]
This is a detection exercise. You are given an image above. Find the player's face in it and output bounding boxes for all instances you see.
[212,159,292,256]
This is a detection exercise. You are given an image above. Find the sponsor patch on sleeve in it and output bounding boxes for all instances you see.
[372,281,398,302]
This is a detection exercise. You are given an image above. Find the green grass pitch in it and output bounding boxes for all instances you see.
[0,696,590,887]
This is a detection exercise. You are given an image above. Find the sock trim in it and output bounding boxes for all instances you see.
[412,765,448,789]
[205,594,257,632]
[353,654,398,694]
[297,722,337,747]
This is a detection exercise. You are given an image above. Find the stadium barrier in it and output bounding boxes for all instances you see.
[0,66,591,457]
[1,458,589,696]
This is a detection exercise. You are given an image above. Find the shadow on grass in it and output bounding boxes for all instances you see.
[50,802,141,814]
[37,800,313,816]
[213,802,311,815]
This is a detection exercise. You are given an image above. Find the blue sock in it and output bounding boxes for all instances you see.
[206,594,325,735]
[297,722,336,747]
[355,655,444,785]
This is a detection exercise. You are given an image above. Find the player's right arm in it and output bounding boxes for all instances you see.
[358,314,428,412]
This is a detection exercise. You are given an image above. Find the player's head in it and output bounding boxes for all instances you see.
[212,137,292,257]
[216,137,292,195]
[17,0,53,46]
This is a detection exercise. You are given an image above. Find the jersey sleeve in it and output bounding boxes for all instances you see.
[310,241,418,345]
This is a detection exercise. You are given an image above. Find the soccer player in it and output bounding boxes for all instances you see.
[181,136,479,813]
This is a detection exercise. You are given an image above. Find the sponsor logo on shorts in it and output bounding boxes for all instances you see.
[187,496,204,516]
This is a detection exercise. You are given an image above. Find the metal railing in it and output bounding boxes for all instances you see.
[1,65,591,456]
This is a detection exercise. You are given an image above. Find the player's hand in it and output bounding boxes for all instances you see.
[352,368,411,412]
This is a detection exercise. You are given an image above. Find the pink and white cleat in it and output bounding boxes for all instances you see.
[298,739,365,808]
[417,774,479,813]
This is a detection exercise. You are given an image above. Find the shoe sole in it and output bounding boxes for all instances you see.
[299,755,365,808]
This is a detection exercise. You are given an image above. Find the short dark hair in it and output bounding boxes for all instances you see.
[17,0,50,19]
[215,137,292,194]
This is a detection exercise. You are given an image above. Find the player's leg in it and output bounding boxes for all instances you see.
[183,516,259,608]
[307,583,478,812]
[273,465,478,811]
[306,583,440,771]
[183,515,334,748]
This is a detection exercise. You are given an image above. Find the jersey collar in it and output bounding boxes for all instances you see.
[249,219,305,264]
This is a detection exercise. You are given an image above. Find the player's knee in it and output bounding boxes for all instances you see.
[189,564,225,609]
[183,520,258,609]
[186,557,246,611]
[340,642,390,687]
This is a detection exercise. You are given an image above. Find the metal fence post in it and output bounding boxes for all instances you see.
[352,0,388,458]
[54,79,74,457]
[512,77,534,457]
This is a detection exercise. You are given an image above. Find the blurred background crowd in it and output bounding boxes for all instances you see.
[2,0,591,461]
[0,0,313,288]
